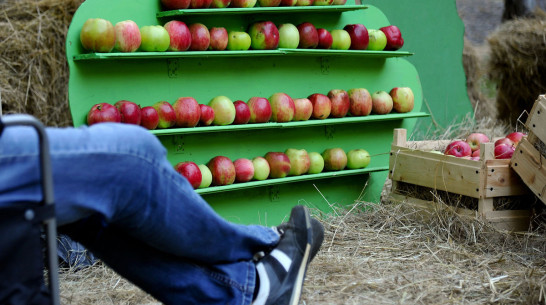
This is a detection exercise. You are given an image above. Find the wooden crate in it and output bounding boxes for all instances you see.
[511,95,546,205]
[388,128,532,231]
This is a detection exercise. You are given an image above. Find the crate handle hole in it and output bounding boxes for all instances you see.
[490,187,494,191]
[514,162,518,166]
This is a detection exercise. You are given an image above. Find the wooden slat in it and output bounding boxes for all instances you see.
[484,159,529,197]
[510,138,546,205]
[527,95,546,145]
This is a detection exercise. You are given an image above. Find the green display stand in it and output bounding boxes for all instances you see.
[66,0,428,225]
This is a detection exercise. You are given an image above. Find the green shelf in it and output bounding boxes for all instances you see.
[196,165,387,195]
[150,112,429,136]
[156,4,367,17]
[279,48,413,57]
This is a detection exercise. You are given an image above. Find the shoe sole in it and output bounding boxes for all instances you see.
[287,206,313,305]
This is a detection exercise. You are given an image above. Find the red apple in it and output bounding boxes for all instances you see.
[248,21,279,50]
[444,140,472,157]
[161,0,191,9]
[114,20,141,53]
[322,148,347,171]
[233,100,251,124]
[285,148,310,176]
[390,87,414,113]
[472,150,480,158]
[252,156,270,181]
[296,0,313,5]
[269,92,295,122]
[327,89,350,118]
[207,156,236,186]
[466,133,490,152]
[164,20,192,52]
[211,0,231,8]
[152,101,177,129]
[189,23,210,51]
[495,137,515,148]
[190,0,212,8]
[494,144,515,159]
[87,103,121,126]
[308,93,332,120]
[293,98,313,121]
[234,158,255,183]
[258,0,281,6]
[506,132,526,145]
[380,25,404,51]
[343,24,369,50]
[209,96,236,126]
[231,0,257,7]
[173,97,201,127]
[140,106,159,130]
[174,161,202,189]
[247,97,272,123]
[317,28,333,49]
[199,104,215,126]
[264,152,291,178]
[297,22,319,49]
[80,18,116,53]
[209,27,228,51]
[114,100,141,125]
[281,0,297,5]
[371,90,393,115]
[347,88,372,116]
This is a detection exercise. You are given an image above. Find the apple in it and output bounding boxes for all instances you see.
[211,0,231,8]
[140,25,170,52]
[296,0,313,5]
[87,103,121,126]
[317,28,333,49]
[327,89,350,118]
[444,140,472,157]
[227,31,252,51]
[278,23,300,49]
[140,106,159,130]
[307,152,324,174]
[380,25,404,51]
[258,0,281,6]
[281,0,297,5]
[332,0,346,4]
[390,87,414,113]
[198,164,213,188]
[209,96,236,126]
[209,27,228,51]
[199,104,215,126]
[252,156,270,180]
[346,149,371,169]
[174,161,202,189]
[188,23,210,51]
[470,156,481,161]
[466,133,490,152]
[495,144,515,159]
[269,92,295,122]
[152,101,177,129]
[293,98,313,121]
[330,29,351,50]
[207,156,236,186]
[343,24,369,50]
[249,21,279,50]
[297,22,319,49]
[322,148,347,171]
[472,150,480,158]
[313,0,333,5]
[114,100,141,125]
[233,100,251,124]
[506,132,526,145]
[308,93,331,120]
[231,0,257,7]
[285,148,311,176]
[265,152,291,178]
[371,91,393,115]
[161,0,191,9]
[190,0,212,8]
[234,158,255,183]
[114,20,141,53]
[173,97,201,127]
[495,138,514,147]
[247,97,272,123]
[164,20,191,52]
[80,18,116,53]
[348,88,372,116]
[367,29,387,51]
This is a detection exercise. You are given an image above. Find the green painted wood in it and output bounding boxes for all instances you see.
[66,0,426,225]
[156,4,367,17]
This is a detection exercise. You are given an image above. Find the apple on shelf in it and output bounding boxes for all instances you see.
[343,24,369,50]
[198,164,213,188]
[307,93,331,120]
[278,23,300,49]
[390,87,414,113]
[140,25,170,52]
[327,89,350,118]
[80,18,116,53]
[87,103,121,126]
[234,158,255,183]
[269,92,295,123]
[380,25,404,51]
[231,0,257,8]
[292,98,313,121]
[249,21,279,50]
[346,149,371,169]
[252,156,270,181]
[233,100,251,125]
[247,97,272,123]
[199,104,215,126]
[371,91,393,115]
[285,148,311,176]
[211,0,231,8]
[161,0,191,9]
[348,88,372,116]
[164,20,191,52]
[189,23,210,51]
[367,29,387,51]
[174,161,202,189]
[114,100,141,125]
[297,22,319,49]
[140,106,160,130]
[173,97,201,128]
[317,28,333,49]
[114,20,141,53]
[322,148,347,171]
[152,101,177,129]
[330,29,351,50]
[208,96,236,126]
[227,31,251,51]
[207,156,236,186]
[264,152,291,178]
[307,152,324,174]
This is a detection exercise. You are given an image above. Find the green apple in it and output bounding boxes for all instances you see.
[227,31,252,51]
[252,156,270,181]
[308,151,324,174]
[198,164,212,188]
[367,29,387,51]
[346,149,371,169]
[330,29,351,50]
[285,148,310,176]
[208,96,236,125]
[140,25,170,52]
[278,23,300,49]
[80,18,116,53]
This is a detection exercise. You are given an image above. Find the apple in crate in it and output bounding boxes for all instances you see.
[189,23,210,51]
[495,137,514,148]
[152,101,177,129]
[348,88,372,116]
[472,150,480,158]
[249,21,279,50]
[278,23,300,49]
[174,161,202,189]
[227,31,252,51]
[466,133,489,152]
[198,164,213,188]
[234,158,255,183]
[140,106,159,130]
[367,29,387,51]
[269,93,295,122]
[164,20,191,52]
[199,104,215,126]
[495,144,515,159]
[114,20,141,53]
[211,0,231,8]
[258,0,281,7]
[252,156,270,181]
[328,89,350,118]
[80,18,116,53]
[322,148,347,171]
[140,25,170,52]
[209,27,228,51]
[380,25,404,51]
[173,97,201,127]
[285,148,311,176]
[209,96,236,126]
[161,0,191,9]
[233,100,251,125]
[506,132,526,145]
[308,152,324,174]
[343,24,369,50]
[317,28,333,49]
[247,97,272,123]
[444,140,472,157]
[231,0,257,8]
[347,149,370,169]
[293,98,313,121]
[265,152,291,178]
[371,91,393,115]
[390,87,414,113]
[308,93,331,120]
[207,156,236,186]
[87,103,121,126]
[114,100,141,125]
[297,22,319,49]
[296,0,313,5]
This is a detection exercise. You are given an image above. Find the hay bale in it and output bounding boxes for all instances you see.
[0,0,83,126]
[487,15,546,126]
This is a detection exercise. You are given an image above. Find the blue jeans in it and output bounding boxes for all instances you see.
[0,123,280,305]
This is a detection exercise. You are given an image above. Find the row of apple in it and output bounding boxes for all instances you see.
[441,131,526,160]
[86,87,415,129]
[175,147,371,189]
[80,17,403,53]
[161,0,347,10]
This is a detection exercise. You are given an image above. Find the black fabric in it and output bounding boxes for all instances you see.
[0,117,4,137]
[0,202,55,305]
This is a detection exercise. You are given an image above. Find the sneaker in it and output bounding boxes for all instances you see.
[276,217,324,263]
[253,205,324,305]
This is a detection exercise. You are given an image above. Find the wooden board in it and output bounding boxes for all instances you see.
[511,138,546,204]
